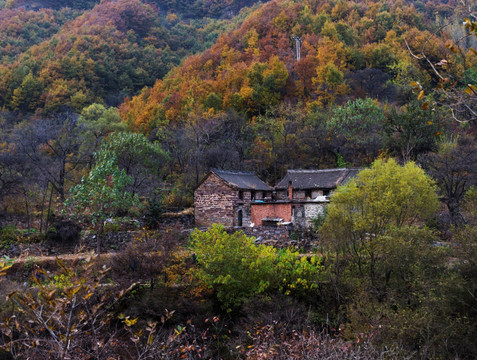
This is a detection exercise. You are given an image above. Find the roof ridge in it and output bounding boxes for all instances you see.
[212,168,256,175]
[287,168,354,173]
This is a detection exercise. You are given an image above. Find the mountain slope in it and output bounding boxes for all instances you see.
[119,0,455,131]
[0,7,79,61]
[0,0,260,114]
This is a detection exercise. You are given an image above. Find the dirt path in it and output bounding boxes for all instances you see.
[3,251,122,281]
[11,251,116,266]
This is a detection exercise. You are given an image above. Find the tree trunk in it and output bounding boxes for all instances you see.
[39,182,48,233]
[45,184,54,231]
[23,186,31,230]
[96,223,103,257]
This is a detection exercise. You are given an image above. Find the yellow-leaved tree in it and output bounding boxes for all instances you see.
[320,158,439,280]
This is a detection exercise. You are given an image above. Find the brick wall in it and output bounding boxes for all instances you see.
[251,202,327,228]
[251,203,292,225]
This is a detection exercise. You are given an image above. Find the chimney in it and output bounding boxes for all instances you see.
[288,181,293,200]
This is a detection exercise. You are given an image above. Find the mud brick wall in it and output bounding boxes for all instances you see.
[251,203,292,225]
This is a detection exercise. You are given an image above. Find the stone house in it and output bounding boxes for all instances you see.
[194,169,273,227]
[274,168,360,200]
[195,168,360,228]
[251,168,360,228]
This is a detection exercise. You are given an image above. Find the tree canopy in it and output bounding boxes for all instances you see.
[321,158,439,253]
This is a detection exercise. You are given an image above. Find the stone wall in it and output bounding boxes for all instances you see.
[194,173,256,227]
[81,231,136,251]
[291,204,307,228]
[189,225,292,248]
[234,226,291,247]
[304,203,327,225]
[194,173,237,227]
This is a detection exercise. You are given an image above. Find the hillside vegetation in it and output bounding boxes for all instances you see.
[0,0,258,113]
[120,0,457,129]
[1,0,477,358]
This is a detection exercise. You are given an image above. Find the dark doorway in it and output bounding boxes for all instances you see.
[238,210,243,227]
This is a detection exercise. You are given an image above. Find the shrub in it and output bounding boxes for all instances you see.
[144,190,165,229]
[273,249,323,298]
[0,225,18,249]
[0,257,126,359]
[190,225,276,311]
[241,323,411,359]
[106,228,181,288]
[46,220,82,245]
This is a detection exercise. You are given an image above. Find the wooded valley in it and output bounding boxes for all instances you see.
[0,0,477,358]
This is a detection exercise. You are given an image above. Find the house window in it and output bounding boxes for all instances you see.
[251,191,255,200]
[239,191,243,200]
[323,189,330,196]
[305,190,312,199]
[237,210,243,226]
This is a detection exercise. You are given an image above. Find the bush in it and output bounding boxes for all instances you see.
[17,228,45,244]
[0,258,126,359]
[190,225,276,311]
[0,226,18,249]
[273,249,323,299]
[242,323,411,359]
[106,228,181,288]
[190,225,326,311]
[144,191,165,229]
[46,220,81,245]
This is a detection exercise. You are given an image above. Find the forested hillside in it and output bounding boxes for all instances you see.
[119,0,464,186]
[0,0,258,113]
[121,0,459,126]
[0,0,473,205]
[0,7,81,60]
[1,0,477,359]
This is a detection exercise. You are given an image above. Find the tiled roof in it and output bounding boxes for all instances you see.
[211,169,273,191]
[275,168,361,190]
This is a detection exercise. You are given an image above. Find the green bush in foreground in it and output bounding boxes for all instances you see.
[190,225,323,311]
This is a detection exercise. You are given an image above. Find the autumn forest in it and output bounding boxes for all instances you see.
[0,0,477,358]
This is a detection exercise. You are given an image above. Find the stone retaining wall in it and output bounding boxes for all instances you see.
[240,226,291,247]
[1,224,299,259]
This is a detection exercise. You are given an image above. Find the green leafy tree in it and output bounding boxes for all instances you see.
[321,158,439,277]
[66,154,141,255]
[384,101,446,162]
[10,72,43,113]
[190,224,276,311]
[78,103,128,160]
[243,56,289,115]
[327,98,386,165]
[95,132,169,197]
[318,159,456,356]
